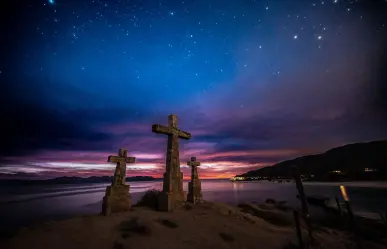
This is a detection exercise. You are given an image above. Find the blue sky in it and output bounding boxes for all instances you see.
[0,0,386,179]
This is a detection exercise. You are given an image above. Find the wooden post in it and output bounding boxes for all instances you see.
[385,210,387,227]
[292,166,313,243]
[340,185,362,249]
[380,211,387,227]
[335,196,342,217]
[293,210,305,249]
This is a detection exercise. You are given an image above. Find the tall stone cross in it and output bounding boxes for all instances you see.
[102,148,136,216]
[152,114,191,211]
[108,148,136,186]
[187,157,203,204]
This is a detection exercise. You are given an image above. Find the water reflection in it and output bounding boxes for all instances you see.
[232,182,239,204]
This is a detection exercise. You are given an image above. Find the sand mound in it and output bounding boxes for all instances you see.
[1,202,385,249]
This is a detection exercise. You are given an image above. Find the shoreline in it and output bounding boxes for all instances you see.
[1,181,385,228]
[230,180,387,187]
[1,200,386,249]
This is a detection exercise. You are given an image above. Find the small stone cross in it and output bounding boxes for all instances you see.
[187,157,203,204]
[187,157,201,178]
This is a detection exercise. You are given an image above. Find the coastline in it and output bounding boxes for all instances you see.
[1,200,386,249]
[230,179,387,188]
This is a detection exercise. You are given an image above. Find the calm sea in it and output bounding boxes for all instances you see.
[0,180,386,233]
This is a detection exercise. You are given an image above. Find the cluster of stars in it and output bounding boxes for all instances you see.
[18,0,385,106]
[1,0,385,181]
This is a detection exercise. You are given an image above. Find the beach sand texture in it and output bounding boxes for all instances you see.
[3,201,385,249]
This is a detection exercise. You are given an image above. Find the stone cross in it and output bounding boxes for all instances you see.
[102,148,136,216]
[187,157,203,204]
[108,148,136,186]
[152,114,191,211]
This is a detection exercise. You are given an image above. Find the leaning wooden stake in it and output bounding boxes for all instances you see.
[379,211,387,228]
[340,185,362,249]
[293,209,305,249]
[385,210,387,227]
[335,196,342,217]
[292,166,313,243]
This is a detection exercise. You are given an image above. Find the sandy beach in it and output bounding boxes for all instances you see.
[2,200,386,249]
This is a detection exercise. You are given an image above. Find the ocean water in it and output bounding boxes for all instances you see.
[0,180,386,233]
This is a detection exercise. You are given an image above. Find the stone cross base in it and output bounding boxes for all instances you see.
[187,181,203,204]
[158,190,187,211]
[102,185,131,216]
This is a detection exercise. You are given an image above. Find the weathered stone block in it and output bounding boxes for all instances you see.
[187,182,203,204]
[158,190,187,211]
[175,189,187,202]
[158,192,173,212]
[102,185,131,216]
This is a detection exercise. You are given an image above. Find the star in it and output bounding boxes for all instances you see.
[293,35,298,39]
[318,35,322,40]
[48,0,54,4]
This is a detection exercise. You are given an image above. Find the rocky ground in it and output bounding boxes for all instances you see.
[1,200,386,249]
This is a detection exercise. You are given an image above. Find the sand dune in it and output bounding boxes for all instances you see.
[1,201,385,249]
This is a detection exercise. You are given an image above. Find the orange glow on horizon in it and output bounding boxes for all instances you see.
[1,145,311,179]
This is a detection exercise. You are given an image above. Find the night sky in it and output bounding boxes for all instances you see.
[1,0,386,179]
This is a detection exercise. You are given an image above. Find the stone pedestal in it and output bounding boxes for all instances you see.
[158,192,173,212]
[102,185,131,215]
[158,172,186,211]
[187,180,203,204]
[158,191,186,211]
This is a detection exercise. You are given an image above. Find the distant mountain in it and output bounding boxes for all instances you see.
[239,140,387,181]
[0,176,160,185]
